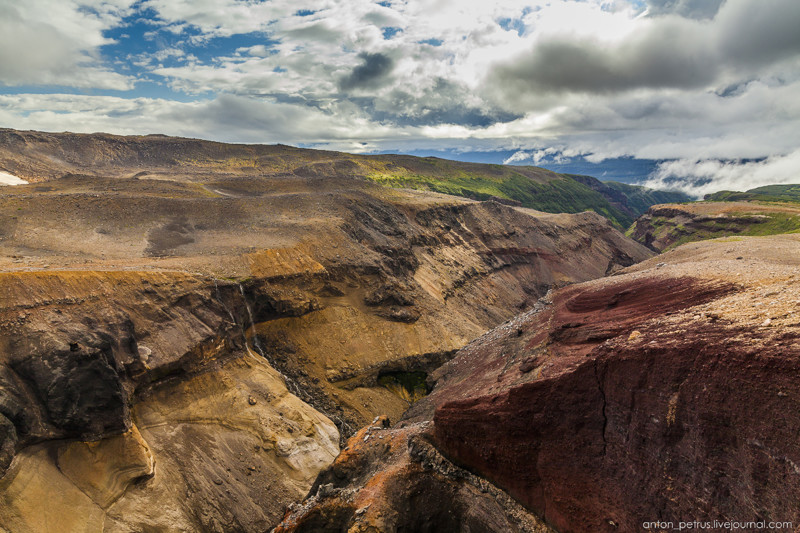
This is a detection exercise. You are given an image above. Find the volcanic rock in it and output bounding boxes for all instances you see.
[0,130,654,531]
[274,419,552,533]
[413,234,800,532]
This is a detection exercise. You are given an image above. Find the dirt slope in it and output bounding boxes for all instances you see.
[0,127,687,227]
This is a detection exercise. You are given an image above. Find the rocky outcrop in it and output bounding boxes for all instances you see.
[281,234,800,533]
[629,202,800,251]
[275,418,552,533]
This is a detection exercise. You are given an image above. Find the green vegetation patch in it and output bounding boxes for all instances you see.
[604,181,691,215]
[365,168,636,228]
[655,212,800,251]
[365,169,504,201]
[378,371,429,404]
[705,184,800,204]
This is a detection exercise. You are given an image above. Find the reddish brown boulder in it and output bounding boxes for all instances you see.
[274,417,552,533]
[421,237,800,532]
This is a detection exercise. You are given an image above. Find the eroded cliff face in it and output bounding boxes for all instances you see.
[0,167,652,531]
[0,271,339,531]
[279,234,800,533]
[428,235,800,532]
[629,201,800,251]
[248,202,653,436]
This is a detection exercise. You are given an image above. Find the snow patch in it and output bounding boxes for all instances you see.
[0,171,27,186]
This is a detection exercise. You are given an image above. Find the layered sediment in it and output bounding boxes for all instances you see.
[279,234,800,532]
[0,158,651,530]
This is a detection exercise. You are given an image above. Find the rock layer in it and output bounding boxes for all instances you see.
[0,270,340,531]
[0,159,652,531]
[281,235,800,533]
[423,235,800,532]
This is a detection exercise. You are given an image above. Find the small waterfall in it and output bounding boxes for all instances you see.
[233,282,309,401]
[238,283,267,358]
[213,278,237,325]
[210,277,262,359]
[211,277,355,441]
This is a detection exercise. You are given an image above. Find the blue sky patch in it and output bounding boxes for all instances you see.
[419,38,443,47]
[382,27,402,39]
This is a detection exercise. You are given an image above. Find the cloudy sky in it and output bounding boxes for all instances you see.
[1,0,799,195]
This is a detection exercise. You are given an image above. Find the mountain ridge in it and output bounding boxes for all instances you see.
[0,128,690,228]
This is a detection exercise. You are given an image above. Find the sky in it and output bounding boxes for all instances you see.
[0,0,799,196]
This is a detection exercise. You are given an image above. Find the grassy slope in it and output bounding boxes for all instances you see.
[358,157,687,228]
[643,211,800,251]
[705,184,800,203]
[685,185,800,246]
[604,181,691,215]
[630,184,800,251]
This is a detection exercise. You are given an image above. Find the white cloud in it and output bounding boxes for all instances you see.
[643,150,800,198]
[486,0,800,106]
[503,151,532,164]
[0,0,798,196]
[0,92,417,146]
[0,0,135,89]
[153,47,185,61]
[140,0,289,37]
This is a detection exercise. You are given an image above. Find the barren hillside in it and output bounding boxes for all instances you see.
[0,130,653,531]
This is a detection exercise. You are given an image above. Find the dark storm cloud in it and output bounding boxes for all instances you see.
[358,96,522,128]
[350,78,523,127]
[491,30,715,94]
[488,0,800,100]
[716,0,800,67]
[646,0,726,19]
[249,78,521,129]
[339,52,395,91]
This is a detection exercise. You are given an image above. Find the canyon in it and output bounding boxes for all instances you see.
[278,235,800,532]
[1,129,797,532]
[0,130,653,531]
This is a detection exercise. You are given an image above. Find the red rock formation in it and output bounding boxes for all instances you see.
[422,244,800,532]
[275,417,552,533]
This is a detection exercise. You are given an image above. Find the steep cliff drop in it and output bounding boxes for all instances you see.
[277,234,800,532]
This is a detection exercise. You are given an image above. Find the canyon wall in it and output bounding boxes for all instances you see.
[0,167,651,531]
[278,235,800,532]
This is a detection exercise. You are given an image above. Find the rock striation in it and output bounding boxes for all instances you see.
[0,136,652,531]
[279,234,800,532]
[0,270,339,531]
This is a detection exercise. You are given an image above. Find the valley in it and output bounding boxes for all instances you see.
[0,129,798,532]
